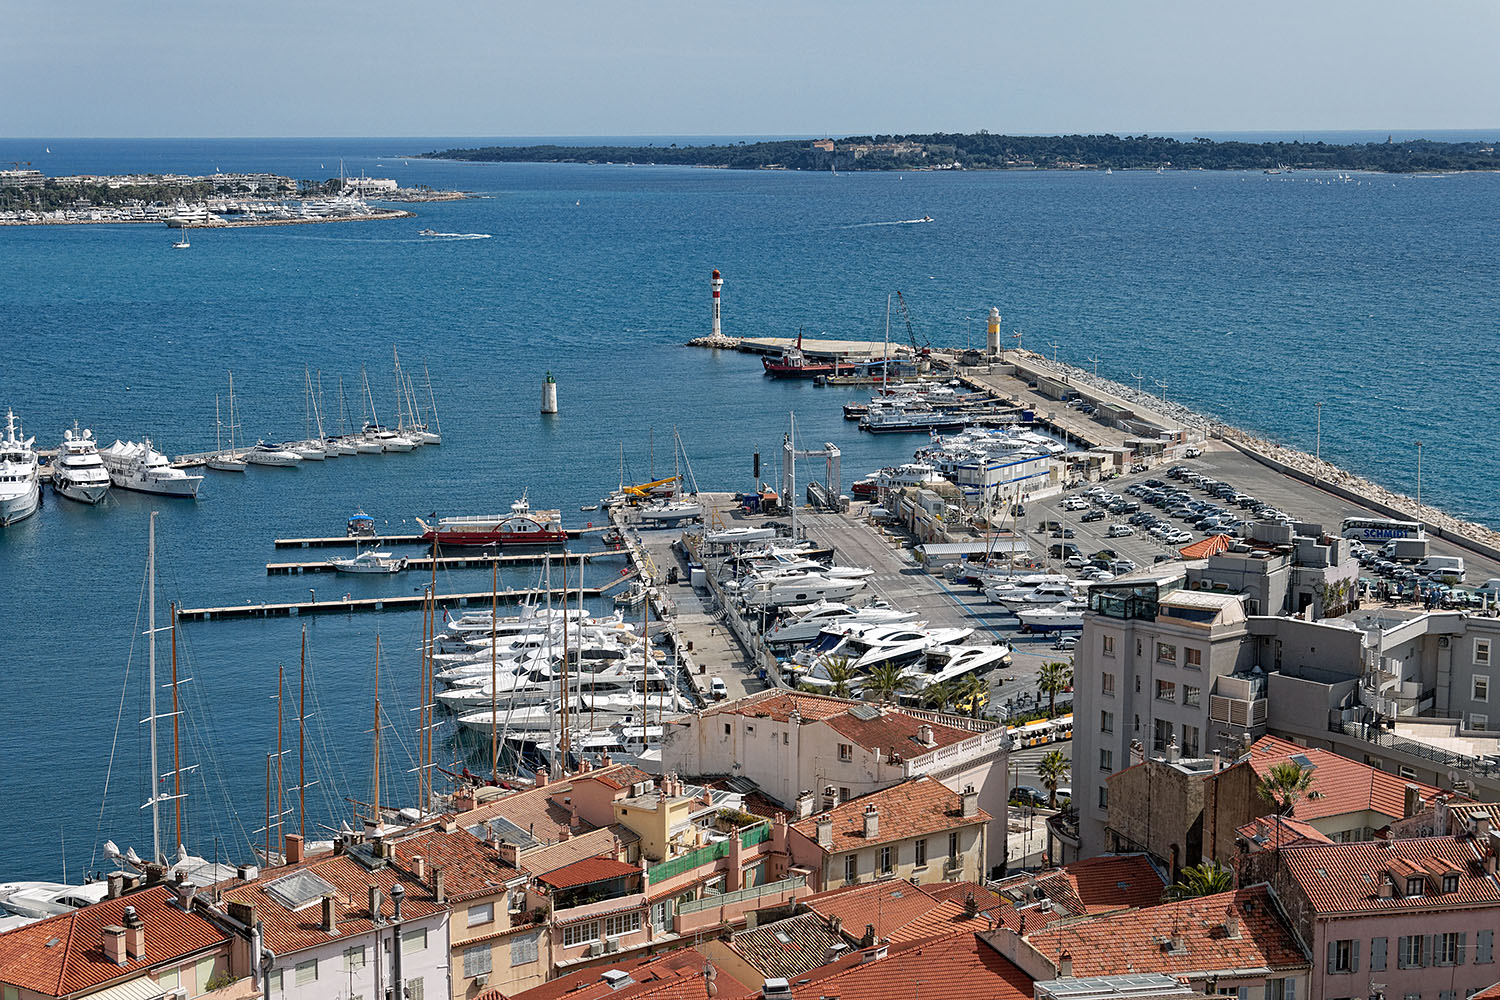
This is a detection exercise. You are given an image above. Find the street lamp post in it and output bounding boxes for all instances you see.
[1154,379,1169,406]
[1416,441,1423,520]
[1131,371,1144,395]
[1087,354,1101,379]
[1315,402,1323,463]
[1048,340,1060,365]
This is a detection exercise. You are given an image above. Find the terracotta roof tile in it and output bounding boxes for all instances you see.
[992,854,1167,918]
[389,827,522,903]
[775,930,1033,1000]
[801,880,987,945]
[824,709,977,756]
[698,690,858,723]
[534,857,641,889]
[1024,885,1307,978]
[507,946,753,1000]
[1235,814,1333,849]
[1244,736,1449,823]
[1279,835,1500,914]
[519,826,632,877]
[0,887,229,996]
[729,912,844,979]
[219,853,445,958]
[1471,982,1500,999]
[790,776,988,855]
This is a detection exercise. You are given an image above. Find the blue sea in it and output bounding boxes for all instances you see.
[1,137,1497,879]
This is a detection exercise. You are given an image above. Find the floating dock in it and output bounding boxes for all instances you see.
[272,526,607,548]
[178,580,627,621]
[267,550,624,575]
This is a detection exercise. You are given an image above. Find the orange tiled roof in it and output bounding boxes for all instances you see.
[389,827,522,903]
[520,826,632,877]
[790,776,988,855]
[585,764,653,791]
[534,856,640,889]
[1024,885,1307,979]
[1179,534,1234,559]
[824,709,976,756]
[993,854,1167,918]
[0,887,229,996]
[1471,982,1500,999]
[457,762,645,843]
[507,946,753,1000]
[1236,814,1333,849]
[219,853,445,957]
[1279,835,1500,914]
[801,880,987,945]
[772,930,1033,1000]
[698,689,859,723]
[1244,736,1448,823]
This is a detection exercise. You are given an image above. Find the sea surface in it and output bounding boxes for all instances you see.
[1,137,1498,879]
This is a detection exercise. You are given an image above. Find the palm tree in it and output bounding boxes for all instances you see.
[863,661,914,704]
[922,679,957,713]
[1037,661,1073,717]
[1162,861,1234,901]
[824,656,857,699]
[1257,760,1314,873]
[1036,749,1070,808]
[953,672,989,717]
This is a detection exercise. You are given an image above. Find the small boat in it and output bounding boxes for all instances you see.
[705,526,778,546]
[1015,601,1087,633]
[580,504,599,512]
[287,440,327,461]
[638,499,703,525]
[172,231,190,249]
[347,512,377,538]
[327,547,408,574]
[243,441,302,467]
[208,374,248,471]
[0,410,41,525]
[762,331,861,378]
[419,228,438,236]
[418,493,567,546]
[51,424,111,504]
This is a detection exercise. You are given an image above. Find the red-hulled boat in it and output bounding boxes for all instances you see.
[762,332,861,378]
[417,494,567,546]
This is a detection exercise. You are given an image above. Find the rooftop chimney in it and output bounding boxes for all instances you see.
[498,839,519,869]
[285,834,305,866]
[1165,735,1181,764]
[535,767,550,788]
[1404,783,1422,819]
[321,894,338,934]
[1378,877,1394,899]
[1476,814,1492,841]
[1224,905,1240,939]
[107,872,125,899]
[917,724,936,748]
[794,790,815,820]
[815,815,834,850]
[411,855,425,881]
[1058,951,1073,978]
[862,804,879,841]
[123,905,146,960]
[237,863,259,882]
[860,923,876,948]
[961,785,979,819]
[174,877,196,912]
[144,864,167,888]
[434,868,445,904]
[102,925,127,966]
[368,884,383,924]
[761,978,794,999]
[390,882,404,922]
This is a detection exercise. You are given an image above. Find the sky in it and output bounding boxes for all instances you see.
[4,0,1498,138]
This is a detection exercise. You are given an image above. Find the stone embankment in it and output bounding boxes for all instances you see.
[686,333,742,349]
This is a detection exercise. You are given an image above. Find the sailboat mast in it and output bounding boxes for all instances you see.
[227,372,237,454]
[424,364,441,434]
[276,666,284,856]
[148,511,161,864]
[215,396,223,454]
[299,626,306,840]
[171,601,181,851]
[372,635,382,830]
[883,293,891,393]
[490,563,499,784]
[561,557,570,770]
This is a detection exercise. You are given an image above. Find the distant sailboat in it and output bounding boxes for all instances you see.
[173,230,190,249]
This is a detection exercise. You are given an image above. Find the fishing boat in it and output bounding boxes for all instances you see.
[417,493,567,546]
[0,410,41,525]
[327,546,408,574]
[762,331,860,378]
[207,374,247,471]
[51,424,111,504]
[98,438,203,497]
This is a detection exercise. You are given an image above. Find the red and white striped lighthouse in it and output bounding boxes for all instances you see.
[711,268,723,339]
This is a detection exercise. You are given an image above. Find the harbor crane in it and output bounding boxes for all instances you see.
[893,291,932,360]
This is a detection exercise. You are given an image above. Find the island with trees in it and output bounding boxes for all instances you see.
[424,132,1499,173]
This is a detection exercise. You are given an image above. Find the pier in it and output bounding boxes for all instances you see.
[272,526,605,548]
[266,549,624,575]
[178,579,627,621]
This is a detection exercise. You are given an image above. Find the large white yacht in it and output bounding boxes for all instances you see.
[764,600,920,645]
[730,572,869,608]
[98,439,203,497]
[51,424,111,504]
[0,410,41,525]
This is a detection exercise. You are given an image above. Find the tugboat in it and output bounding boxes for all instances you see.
[762,331,860,379]
[417,492,567,546]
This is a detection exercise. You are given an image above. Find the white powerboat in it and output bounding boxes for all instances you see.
[0,880,109,919]
[764,601,920,646]
[993,581,1080,608]
[638,499,703,524]
[51,424,111,504]
[1015,601,1087,633]
[327,548,408,574]
[705,526,779,546]
[0,410,41,525]
[287,440,327,461]
[731,572,869,608]
[99,439,203,497]
[244,441,302,466]
[914,642,1012,687]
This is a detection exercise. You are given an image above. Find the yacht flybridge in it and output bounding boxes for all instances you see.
[0,410,41,525]
[51,424,111,504]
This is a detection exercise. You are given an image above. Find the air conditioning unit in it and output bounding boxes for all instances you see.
[586,941,604,957]
[604,936,622,954]
[472,975,489,987]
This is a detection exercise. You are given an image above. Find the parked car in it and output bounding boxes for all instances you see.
[1107,523,1135,537]
[1053,636,1079,651]
[710,677,728,700]
[1011,786,1048,807]
[1081,510,1106,523]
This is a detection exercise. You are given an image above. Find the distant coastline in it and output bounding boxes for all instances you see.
[424,132,1500,173]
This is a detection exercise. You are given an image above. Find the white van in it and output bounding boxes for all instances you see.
[1475,578,1500,597]
[1415,556,1466,582]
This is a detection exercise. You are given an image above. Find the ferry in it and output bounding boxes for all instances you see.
[417,493,566,546]
[762,332,860,379]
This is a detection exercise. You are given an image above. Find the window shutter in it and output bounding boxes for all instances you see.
[1479,929,1494,964]
[1372,936,1387,972]
[1236,988,1249,1000]
[1424,934,1434,968]
[1397,936,1409,970]
[1327,940,1338,974]
[1458,932,1468,965]
[1352,938,1360,973]
[1285,976,1296,1000]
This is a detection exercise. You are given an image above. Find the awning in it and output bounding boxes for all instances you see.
[83,978,167,1000]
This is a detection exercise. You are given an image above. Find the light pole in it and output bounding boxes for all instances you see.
[1154,379,1169,406]
[1131,371,1144,395]
[1315,402,1323,463]
[1087,355,1101,379]
[1048,341,1060,364]
[1416,441,1423,520]
[1012,329,1024,355]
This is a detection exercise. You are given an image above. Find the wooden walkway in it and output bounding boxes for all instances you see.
[272,525,610,549]
[267,549,626,575]
[179,577,631,622]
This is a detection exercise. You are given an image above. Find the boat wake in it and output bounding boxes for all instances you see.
[845,217,935,229]
[420,231,492,240]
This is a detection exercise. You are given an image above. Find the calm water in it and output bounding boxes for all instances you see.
[1,138,1498,878]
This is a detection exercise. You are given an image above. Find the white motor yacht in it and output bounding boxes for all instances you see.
[913,642,1012,688]
[0,410,41,524]
[638,499,703,525]
[765,601,920,645]
[327,548,408,574]
[1015,601,1087,633]
[98,439,203,497]
[995,581,1080,608]
[288,440,327,461]
[705,526,779,546]
[51,424,111,504]
[0,880,109,919]
[244,441,302,466]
